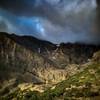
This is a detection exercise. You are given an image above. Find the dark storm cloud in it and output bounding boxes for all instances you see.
[0,0,37,16]
[0,0,97,24]
[0,0,63,24]
[0,0,100,45]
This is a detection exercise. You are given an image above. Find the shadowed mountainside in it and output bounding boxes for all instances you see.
[0,32,100,83]
[0,32,100,99]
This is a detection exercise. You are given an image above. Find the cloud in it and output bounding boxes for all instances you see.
[0,0,100,44]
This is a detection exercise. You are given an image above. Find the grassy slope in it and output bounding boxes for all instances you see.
[1,57,100,100]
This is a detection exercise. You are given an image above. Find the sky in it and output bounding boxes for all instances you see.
[0,0,100,44]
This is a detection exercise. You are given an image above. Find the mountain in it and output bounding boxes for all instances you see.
[0,32,100,99]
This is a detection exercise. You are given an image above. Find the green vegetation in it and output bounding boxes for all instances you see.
[40,63,100,99]
[0,33,100,100]
[0,62,100,100]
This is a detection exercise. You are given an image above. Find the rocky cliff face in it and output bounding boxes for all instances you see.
[0,32,100,85]
[0,32,60,84]
[0,32,100,99]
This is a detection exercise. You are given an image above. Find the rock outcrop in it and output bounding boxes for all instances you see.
[0,32,100,99]
[0,32,61,84]
[1,49,100,100]
[0,32,100,85]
